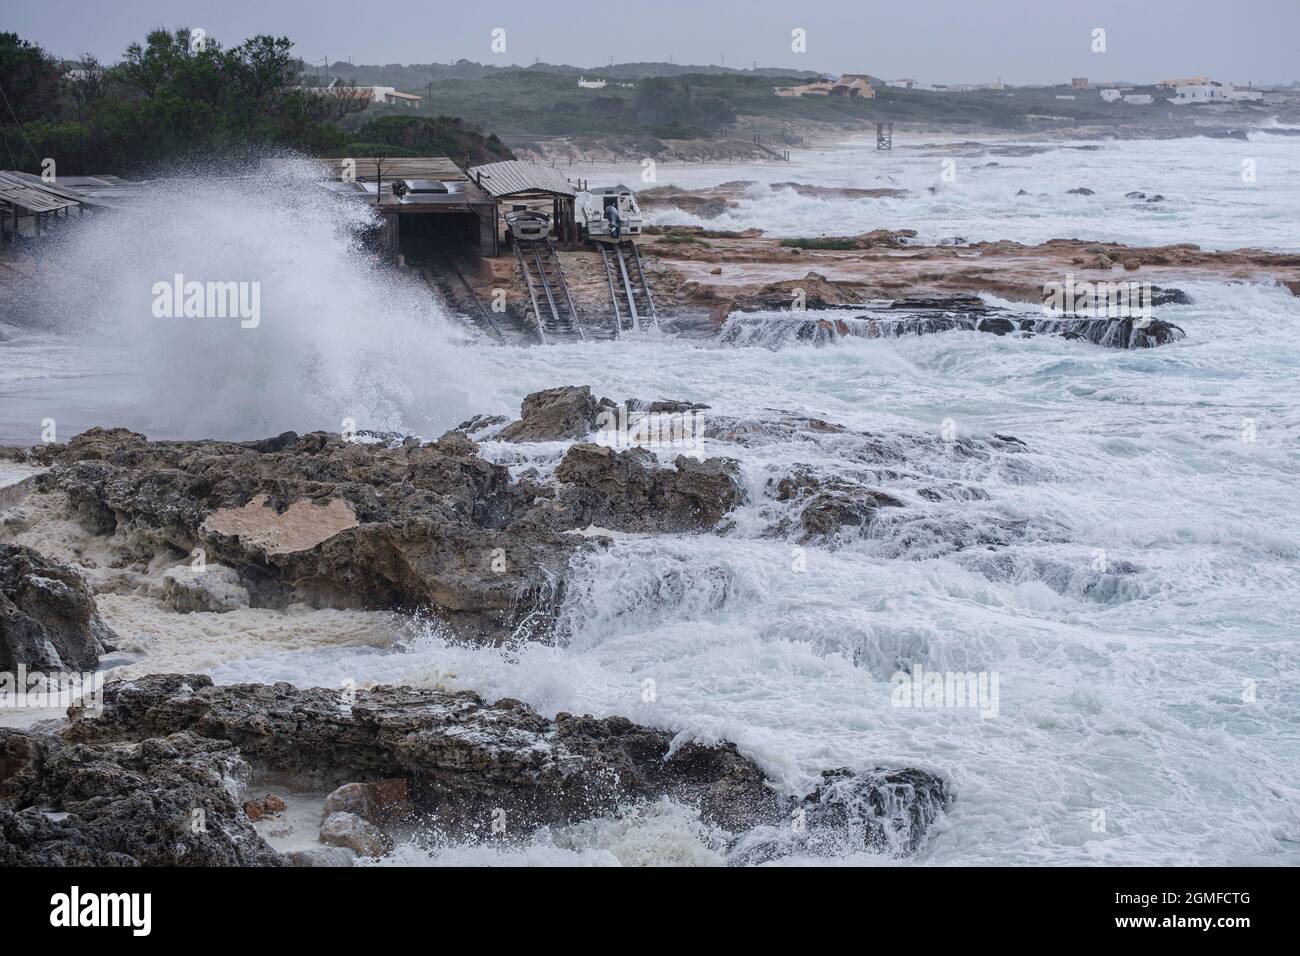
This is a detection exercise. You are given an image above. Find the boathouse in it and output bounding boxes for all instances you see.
[321,157,498,258]
[466,160,580,247]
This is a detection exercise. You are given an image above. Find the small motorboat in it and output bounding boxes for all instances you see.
[505,209,552,242]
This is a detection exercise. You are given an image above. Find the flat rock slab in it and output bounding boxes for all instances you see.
[202,494,358,556]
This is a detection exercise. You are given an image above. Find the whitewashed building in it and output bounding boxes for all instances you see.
[307,85,421,107]
[1123,94,1154,104]
[577,77,607,89]
[1100,89,1123,102]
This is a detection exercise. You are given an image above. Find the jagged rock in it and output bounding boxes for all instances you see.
[30,422,587,641]
[0,544,114,671]
[243,793,285,820]
[0,726,283,866]
[724,272,863,314]
[287,846,355,867]
[64,675,950,855]
[888,294,987,313]
[730,768,950,864]
[799,489,906,540]
[1149,286,1192,306]
[497,385,603,442]
[13,387,1076,664]
[976,317,1016,335]
[262,793,287,813]
[1067,187,1096,195]
[237,431,300,453]
[772,469,905,541]
[322,779,412,827]
[160,564,250,614]
[723,305,1183,350]
[554,444,745,533]
[624,398,710,415]
[454,413,510,438]
[319,811,392,857]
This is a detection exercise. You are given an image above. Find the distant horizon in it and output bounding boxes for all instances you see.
[10,0,1298,89]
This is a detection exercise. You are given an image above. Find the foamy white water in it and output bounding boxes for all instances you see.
[2,140,1298,865]
[0,158,486,444]
[569,131,1300,251]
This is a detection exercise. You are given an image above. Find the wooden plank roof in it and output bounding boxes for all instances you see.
[319,174,494,210]
[466,160,577,198]
[0,172,79,214]
[321,157,467,182]
[1,171,122,208]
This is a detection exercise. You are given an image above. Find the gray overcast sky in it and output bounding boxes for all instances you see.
[10,0,1298,86]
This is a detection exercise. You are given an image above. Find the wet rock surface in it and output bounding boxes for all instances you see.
[0,725,284,866]
[769,468,906,542]
[28,424,580,642]
[0,674,955,865]
[0,388,994,866]
[1,543,115,671]
[497,385,605,442]
[319,811,392,857]
[553,443,745,533]
[16,389,757,643]
[720,296,1186,349]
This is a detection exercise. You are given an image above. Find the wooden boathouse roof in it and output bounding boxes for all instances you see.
[0,171,81,214]
[466,160,577,198]
[321,157,469,182]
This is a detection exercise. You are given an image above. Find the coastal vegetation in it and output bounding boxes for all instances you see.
[349,115,514,165]
[0,30,510,175]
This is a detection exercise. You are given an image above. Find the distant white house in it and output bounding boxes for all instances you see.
[1123,94,1153,104]
[1100,88,1123,102]
[307,84,421,107]
[577,77,607,89]
[887,78,916,89]
[1170,82,1225,104]
[1167,81,1265,105]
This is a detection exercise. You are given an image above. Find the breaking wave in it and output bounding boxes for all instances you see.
[3,155,483,440]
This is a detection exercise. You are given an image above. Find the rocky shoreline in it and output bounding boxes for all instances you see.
[1,674,945,865]
[1,385,1000,865]
[460,197,1298,347]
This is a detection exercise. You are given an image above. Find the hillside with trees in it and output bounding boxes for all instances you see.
[0,30,508,175]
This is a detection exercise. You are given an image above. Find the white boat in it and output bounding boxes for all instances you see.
[579,185,643,242]
[505,209,552,242]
